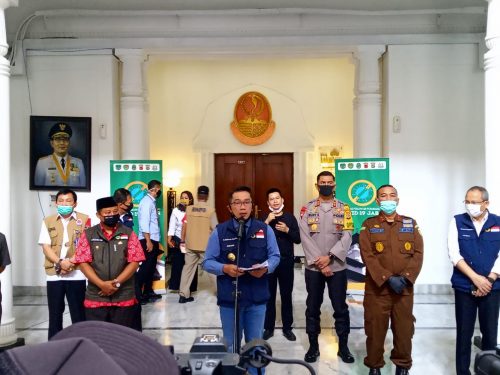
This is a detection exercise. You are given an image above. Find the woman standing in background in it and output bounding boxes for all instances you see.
[167,191,198,293]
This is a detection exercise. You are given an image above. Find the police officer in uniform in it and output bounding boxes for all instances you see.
[299,171,355,364]
[34,123,86,188]
[178,185,218,303]
[359,184,424,375]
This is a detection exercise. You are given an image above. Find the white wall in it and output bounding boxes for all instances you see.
[384,44,484,285]
[147,57,356,202]
[7,44,485,288]
[10,51,120,286]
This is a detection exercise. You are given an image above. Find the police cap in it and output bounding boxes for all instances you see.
[49,123,72,139]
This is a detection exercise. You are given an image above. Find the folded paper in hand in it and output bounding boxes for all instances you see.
[238,260,269,272]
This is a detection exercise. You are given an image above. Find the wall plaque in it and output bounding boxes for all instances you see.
[230,91,275,145]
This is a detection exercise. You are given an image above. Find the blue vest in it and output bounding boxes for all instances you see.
[451,212,500,293]
[216,219,270,307]
[120,213,134,229]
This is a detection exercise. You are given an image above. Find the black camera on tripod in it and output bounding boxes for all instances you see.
[175,334,246,374]
[175,333,314,375]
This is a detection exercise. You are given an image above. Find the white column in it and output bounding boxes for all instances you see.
[485,0,500,213]
[352,45,386,158]
[0,0,18,347]
[115,49,148,160]
[484,0,500,345]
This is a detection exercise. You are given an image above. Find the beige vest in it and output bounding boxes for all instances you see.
[185,203,215,251]
[43,212,89,275]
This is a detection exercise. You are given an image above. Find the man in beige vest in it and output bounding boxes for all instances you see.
[178,185,218,303]
[38,188,91,338]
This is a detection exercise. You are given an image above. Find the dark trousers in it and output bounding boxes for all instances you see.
[363,293,415,369]
[455,289,500,375]
[264,256,294,331]
[46,280,86,339]
[304,268,350,337]
[135,239,160,298]
[168,244,198,292]
[85,304,140,331]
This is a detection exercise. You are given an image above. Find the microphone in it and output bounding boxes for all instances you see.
[237,219,245,239]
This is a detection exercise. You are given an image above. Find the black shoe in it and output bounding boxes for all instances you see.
[304,347,320,363]
[140,297,150,305]
[337,346,355,363]
[368,369,381,375]
[262,329,274,340]
[282,330,296,341]
[395,367,409,375]
[148,292,162,301]
[178,296,194,304]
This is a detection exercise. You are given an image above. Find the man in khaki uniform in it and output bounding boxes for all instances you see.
[38,188,91,338]
[178,185,218,303]
[299,171,355,364]
[359,184,424,375]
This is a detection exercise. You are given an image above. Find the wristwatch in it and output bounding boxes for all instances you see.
[487,276,496,284]
[113,279,121,288]
[54,259,63,275]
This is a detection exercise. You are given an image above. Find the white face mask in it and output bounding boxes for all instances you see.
[269,203,284,214]
[465,203,484,218]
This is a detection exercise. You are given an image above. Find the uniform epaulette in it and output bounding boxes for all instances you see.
[335,198,346,205]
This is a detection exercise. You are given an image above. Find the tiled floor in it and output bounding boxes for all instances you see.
[13,266,481,374]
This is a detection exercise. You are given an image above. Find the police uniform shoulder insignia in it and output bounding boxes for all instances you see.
[360,226,366,231]
[375,242,384,252]
[343,204,354,230]
[300,206,308,218]
[404,242,412,251]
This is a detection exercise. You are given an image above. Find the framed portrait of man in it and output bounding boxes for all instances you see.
[30,116,91,191]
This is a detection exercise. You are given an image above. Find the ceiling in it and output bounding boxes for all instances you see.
[5,0,486,34]
[3,0,487,54]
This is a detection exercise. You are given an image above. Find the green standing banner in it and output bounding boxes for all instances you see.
[109,160,164,244]
[335,158,390,233]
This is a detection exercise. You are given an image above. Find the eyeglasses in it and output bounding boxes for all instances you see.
[231,200,252,207]
[464,200,486,205]
[318,182,336,187]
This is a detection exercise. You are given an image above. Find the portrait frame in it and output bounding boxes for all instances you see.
[30,115,92,191]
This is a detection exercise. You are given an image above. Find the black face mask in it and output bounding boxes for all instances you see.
[103,214,120,227]
[318,185,334,197]
[156,190,162,198]
[124,203,133,213]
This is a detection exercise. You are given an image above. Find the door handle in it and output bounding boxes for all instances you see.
[254,204,261,219]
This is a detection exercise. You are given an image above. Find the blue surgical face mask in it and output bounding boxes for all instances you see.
[57,205,74,216]
[379,200,397,215]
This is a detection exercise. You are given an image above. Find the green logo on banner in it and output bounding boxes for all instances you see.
[335,158,390,233]
[348,179,376,207]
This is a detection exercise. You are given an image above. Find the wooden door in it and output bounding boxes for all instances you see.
[214,153,293,222]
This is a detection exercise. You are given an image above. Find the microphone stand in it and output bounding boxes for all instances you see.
[233,218,245,354]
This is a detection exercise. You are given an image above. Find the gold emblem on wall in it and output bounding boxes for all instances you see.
[230,91,275,145]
